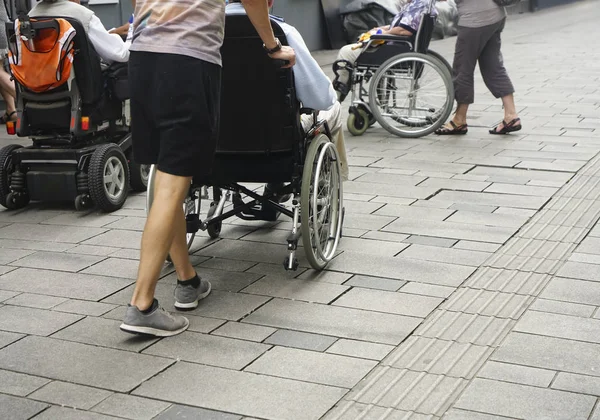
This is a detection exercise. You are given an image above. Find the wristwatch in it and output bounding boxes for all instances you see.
[263,38,282,54]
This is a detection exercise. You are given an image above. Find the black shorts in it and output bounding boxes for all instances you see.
[129,51,221,177]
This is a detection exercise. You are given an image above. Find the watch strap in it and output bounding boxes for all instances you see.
[264,38,282,54]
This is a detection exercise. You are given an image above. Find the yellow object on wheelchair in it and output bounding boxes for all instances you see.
[352,29,385,50]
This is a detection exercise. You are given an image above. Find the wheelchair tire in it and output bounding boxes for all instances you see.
[369,52,454,138]
[301,134,343,270]
[427,50,453,80]
[88,144,130,212]
[129,161,150,192]
[347,108,370,137]
[357,104,377,127]
[0,144,22,209]
[385,55,453,129]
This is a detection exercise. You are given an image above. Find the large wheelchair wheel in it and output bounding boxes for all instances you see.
[0,144,23,209]
[129,161,150,192]
[146,165,200,254]
[369,52,454,138]
[427,50,453,80]
[301,134,343,270]
[88,144,130,212]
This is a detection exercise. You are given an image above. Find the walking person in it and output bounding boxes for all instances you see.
[120,0,295,337]
[436,0,521,135]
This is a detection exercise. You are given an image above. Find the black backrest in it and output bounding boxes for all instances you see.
[6,16,103,105]
[415,14,435,54]
[217,14,301,155]
[63,17,103,105]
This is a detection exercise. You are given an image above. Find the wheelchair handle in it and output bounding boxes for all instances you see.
[369,34,412,42]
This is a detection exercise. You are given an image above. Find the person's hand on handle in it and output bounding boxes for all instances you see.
[269,45,295,68]
[241,0,296,68]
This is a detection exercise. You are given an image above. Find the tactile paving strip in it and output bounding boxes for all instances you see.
[324,153,600,420]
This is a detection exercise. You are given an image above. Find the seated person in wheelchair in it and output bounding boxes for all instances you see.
[334,0,441,101]
[227,0,349,182]
[29,0,130,64]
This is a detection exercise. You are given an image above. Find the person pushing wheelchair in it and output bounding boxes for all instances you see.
[120,0,296,338]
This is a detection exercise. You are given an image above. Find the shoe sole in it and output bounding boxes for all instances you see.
[174,282,212,311]
[119,318,190,337]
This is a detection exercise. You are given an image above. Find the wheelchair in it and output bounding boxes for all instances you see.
[332,0,454,138]
[146,15,344,271]
[0,13,147,212]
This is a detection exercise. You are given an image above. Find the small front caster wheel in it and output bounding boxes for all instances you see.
[283,257,300,271]
[347,108,370,136]
[357,104,376,127]
[5,192,29,210]
[206,202,221,239]
[74,194,92,211]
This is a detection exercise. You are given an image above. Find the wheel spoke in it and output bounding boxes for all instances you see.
[302,136,343,269]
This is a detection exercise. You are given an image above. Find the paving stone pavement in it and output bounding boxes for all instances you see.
[1,2,600,419]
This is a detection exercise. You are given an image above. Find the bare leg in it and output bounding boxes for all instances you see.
[501,94,518,121]
[0,68,16,119]
[167,203,196,281]
[0,89,16,116]
[491,93,520,132]
[0,69,16,99]
[130,170,192,310]
[439,103,469,131]
[452,103,469,126]
[492,93,521,132]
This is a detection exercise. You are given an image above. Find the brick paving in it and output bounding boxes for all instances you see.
[1,1,600,419]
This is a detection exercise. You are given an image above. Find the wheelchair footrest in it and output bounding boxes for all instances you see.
[233,195,280,222]
[332,60,354,102]
[238,205,280,222]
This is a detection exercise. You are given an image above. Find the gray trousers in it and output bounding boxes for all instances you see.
[453,19,514,104]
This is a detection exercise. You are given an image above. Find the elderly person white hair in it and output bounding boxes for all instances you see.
[29,0,130,63]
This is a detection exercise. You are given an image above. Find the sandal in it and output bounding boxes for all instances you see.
[435,120,468,135]
[490,117,522,135]
[0,111,17,125]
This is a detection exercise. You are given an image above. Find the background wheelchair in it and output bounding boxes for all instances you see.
[146,15,344,271]
[0,8,146,212]
[333,0,454,138]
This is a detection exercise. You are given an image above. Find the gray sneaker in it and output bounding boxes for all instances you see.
[174,278,212,310]
[120,302,189,337]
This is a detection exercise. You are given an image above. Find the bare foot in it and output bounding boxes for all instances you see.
[490,116,522,135]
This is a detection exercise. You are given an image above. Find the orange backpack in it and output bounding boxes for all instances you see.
[8,18,77,93]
